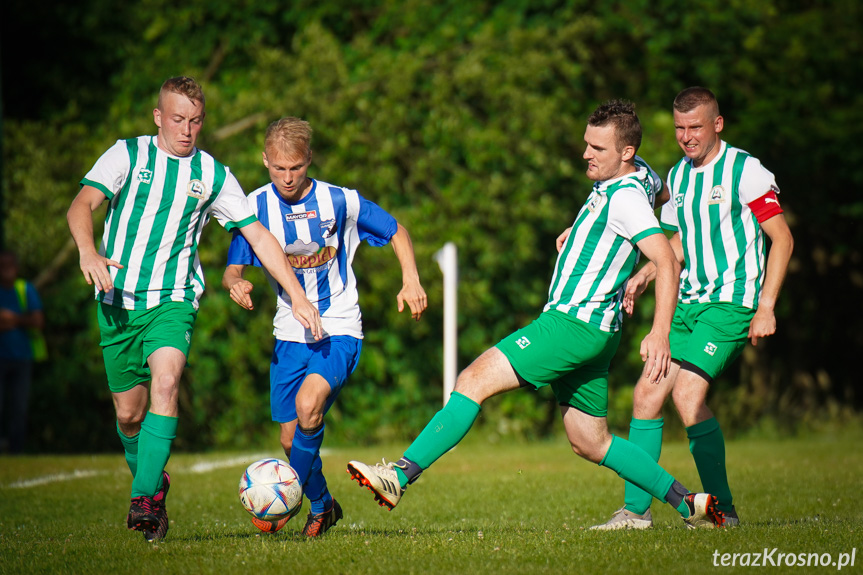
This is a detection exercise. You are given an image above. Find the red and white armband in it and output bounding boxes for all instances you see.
[748,186,783,223]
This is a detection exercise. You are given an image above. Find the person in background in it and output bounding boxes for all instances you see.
[0,250,46,454]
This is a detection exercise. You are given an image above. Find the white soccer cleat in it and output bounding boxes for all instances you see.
[347,459,405,510]
[683,493,725,529]
[589,506,653,530]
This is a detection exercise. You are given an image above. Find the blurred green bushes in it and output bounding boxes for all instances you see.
[3,0,861,452]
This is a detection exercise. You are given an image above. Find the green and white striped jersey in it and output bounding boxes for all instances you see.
[81,136,257,310]
[660,141,778,309]
[545,166,663,332]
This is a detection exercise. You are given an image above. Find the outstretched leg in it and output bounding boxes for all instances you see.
[348,347,519,509]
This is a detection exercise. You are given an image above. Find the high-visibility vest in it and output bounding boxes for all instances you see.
[13,278,47,362]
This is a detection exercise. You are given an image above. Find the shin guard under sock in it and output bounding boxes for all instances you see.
[131,412,177,498]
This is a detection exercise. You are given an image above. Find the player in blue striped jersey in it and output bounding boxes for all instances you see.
[348,101,726,529]
[224,117,427,536]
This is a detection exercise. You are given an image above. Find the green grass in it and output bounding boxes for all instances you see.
[1,433,861,574]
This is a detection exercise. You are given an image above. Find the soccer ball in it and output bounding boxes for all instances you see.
[239,458,303,532]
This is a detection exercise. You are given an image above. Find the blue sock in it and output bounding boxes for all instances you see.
[290,424,329,513]
[306,455,333,514]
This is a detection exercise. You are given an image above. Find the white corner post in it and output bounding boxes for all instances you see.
[434,242,458,406]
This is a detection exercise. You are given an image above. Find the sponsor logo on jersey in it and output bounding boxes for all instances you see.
[285,210,317,222]
[673,194,684,208]
[187,179,207,199]
[137,169,153,184]
[707,185,726,205]
[285,239,337,270]
[704,342,717,356]
[515,336,531,349]
[320,219,338,239]
[587,193,604,213]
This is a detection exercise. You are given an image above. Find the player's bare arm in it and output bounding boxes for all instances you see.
[222,264,255,311]
[390,223,427,321]
[748,213,794,346]
[622,232,683,316]
[634,233,680,384]
[0,309,17,330]
[239,220,323,340]
[66,184,124,293]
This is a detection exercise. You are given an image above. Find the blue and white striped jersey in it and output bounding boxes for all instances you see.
[227,179,397,342]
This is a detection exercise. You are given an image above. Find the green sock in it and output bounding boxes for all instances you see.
[623,417,663,514]
[398,392,481,488]
[131,412,177,498]
[600,435,674,506]
[116,421,139,478]
[688,418,733,512]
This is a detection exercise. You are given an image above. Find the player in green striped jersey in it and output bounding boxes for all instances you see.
[67,77,323,541]
[349,101,726,529]
[592,87,794,531]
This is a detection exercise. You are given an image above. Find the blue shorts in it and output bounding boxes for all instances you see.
[270,336,362,423]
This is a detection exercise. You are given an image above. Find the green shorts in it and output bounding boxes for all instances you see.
[496,310,621,417]
[670,302,755,381]
[98,301,197,393]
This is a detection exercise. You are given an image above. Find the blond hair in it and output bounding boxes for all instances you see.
[157,76,205,109]
[265,117,313,159]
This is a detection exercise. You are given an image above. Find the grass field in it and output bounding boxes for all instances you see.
[1,432,861,574]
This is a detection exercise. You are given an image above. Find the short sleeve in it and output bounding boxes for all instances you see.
[210,171,258,231]
[80,139,131,199]
[226,229,262,267]
[607,187,663,243]
[739,157,778,205]
[659,197,679,232]
[660,169,679,232]
[356,194,398,247]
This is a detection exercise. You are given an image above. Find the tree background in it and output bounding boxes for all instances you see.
[1,0,861,452]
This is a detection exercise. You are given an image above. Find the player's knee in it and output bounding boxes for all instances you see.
[633,383,666,418]
[569,441,599,463]
[295,404,324,429]
[567,435,605,464]
[453,365,486,400]
[671,389,705,425]
[115,407,145,428]
[151,372,180,398]
[295,393,323,420]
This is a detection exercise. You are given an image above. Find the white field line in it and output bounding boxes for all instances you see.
[186,453,271,474]
[8,469,105,489]
[5,450,332,488]
[187,449,331,474]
